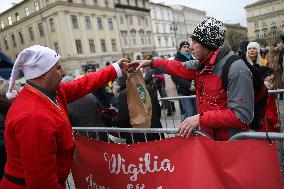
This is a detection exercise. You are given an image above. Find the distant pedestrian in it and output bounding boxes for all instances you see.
[171,41,197,121]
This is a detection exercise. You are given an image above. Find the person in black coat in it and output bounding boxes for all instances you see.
[171,41,197,121]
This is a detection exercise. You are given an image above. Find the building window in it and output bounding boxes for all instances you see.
[262,19,267,26]
[153,11,157,19]
[19,32,24,44]
[28,27,34,40]
[123,35,128,45]
[104,0,109,8]
[254,20,258,28]
[85,16,92,29]
[128,16,133,25]
[34,2,40,11]
[97,17,103,30]
[120,16,124,24]
[46,0,49,5]
[49,18,55,32]
[8,16,12,25]
[138,16,141,25]
[142,0,145,7]
[101,39,107,52]
[164,36,168,47]
[71,15,79,28]
[111,39,117,51]
[132,37,136,45]
[89,39,96,53]
[38,22,45,37]
[161,11,164,20]
[171,36,175,47]
[15,12,20,21]
[93,0,98,6]
[272,17,276,25]
[255,31,260,39]
[108,18,113,30]
[127,0,130,5]
[75,40,83,54]
[25,8,29,16]
[155,23,159,33]
[144,18,148,26]
[263,30,268,38]
[147,33,152,44]
[157,36,161,47]
[54,42,59,54]
[272,27,277,37]
[4,38,9,50]
[68,0,73,2]
[0,21,4,29]
[81,0,86,5]
[135,0,138,6]
[11,34,17,47]
[162,23,166,33]
[140,35,144,45]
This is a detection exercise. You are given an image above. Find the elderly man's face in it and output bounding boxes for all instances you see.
[191,40,210,61]
[44,60,65,92]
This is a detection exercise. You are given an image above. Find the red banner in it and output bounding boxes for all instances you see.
[72,133,282,189]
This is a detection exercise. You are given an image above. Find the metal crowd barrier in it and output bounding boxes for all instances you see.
[159,89,284,129]
[72,127,211,143]
[229,131,284,183]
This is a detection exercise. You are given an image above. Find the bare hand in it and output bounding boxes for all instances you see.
[117,58,129,72]
[178,114,200,138]
[125,60,151,72]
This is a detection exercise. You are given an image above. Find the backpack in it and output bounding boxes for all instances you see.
[221,55,268,130]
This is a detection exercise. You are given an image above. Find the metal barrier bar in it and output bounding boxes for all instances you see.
[229,132,284,141]
[159,89,284,128]
[73,127,212,141]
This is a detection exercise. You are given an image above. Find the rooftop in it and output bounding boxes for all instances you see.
[245,0,276,9]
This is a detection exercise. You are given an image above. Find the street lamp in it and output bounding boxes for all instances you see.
[170,22,178,50]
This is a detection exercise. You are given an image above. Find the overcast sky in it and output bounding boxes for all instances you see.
[0,0,257,26]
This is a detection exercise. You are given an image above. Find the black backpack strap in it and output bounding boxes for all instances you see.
[221,55,242,90]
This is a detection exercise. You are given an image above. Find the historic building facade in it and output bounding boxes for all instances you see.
[149,2,176,57]
[245,0,284,45]
[0,0,124,74]
[171,5,206,47]
[115,0,154,60]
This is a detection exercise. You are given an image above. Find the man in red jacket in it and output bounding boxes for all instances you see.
[0,45,128,189]
[127,17,254,141]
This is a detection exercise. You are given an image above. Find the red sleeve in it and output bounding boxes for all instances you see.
[200,109,250,129]
[60,65,117,103]
[266,96,279,126]
[154,59,197,80]
[14,115,61,189]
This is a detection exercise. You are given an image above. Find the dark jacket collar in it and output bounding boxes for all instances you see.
[26,80,57,105]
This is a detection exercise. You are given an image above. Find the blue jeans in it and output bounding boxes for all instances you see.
[179,96,197,121]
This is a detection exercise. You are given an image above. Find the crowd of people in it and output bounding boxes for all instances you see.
[0,17,283,188]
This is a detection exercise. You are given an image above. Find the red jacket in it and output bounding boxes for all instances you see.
[1,65,117,189]
[153,45,253,140]
[259,94,280,132]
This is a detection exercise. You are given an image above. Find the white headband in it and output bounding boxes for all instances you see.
[6,45,61,100]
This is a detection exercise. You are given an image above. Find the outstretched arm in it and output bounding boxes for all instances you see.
[127,59,197,80]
